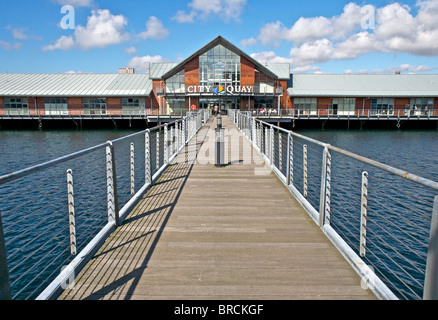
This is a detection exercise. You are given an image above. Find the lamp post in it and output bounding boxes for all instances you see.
[215,114,225,167]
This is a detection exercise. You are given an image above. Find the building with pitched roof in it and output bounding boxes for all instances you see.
[0,36,437,120]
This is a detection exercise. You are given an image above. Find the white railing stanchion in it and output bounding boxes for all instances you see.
[424,196,438,300]
[66,169,77,256]
[360,171,368,258]
[106,141,120,227]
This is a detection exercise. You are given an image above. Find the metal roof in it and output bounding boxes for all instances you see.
[149,63,178,79]
[288,74,438,97]
[265,63,291,80]
[0,73,153,97]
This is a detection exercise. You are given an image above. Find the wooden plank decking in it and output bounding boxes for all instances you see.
[59,116,376,300]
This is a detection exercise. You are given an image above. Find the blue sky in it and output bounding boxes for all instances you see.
[0,0,437,74]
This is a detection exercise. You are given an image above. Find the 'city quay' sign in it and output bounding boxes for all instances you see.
[187,85,254,95]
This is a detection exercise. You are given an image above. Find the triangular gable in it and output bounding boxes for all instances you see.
[161,35,279,81]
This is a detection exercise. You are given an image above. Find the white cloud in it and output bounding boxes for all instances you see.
[258,3,364,46]
[258,21,285,47]
[172,10,197,23]
[240,37,257,47]
[43,9,129,51]
[6,26,29,40]
[125,46,137,55]
[374,1,438,56]
[250,51,293,64]
[54,0,93,7]
[126,55,172,72]
[289,39,335,66]
[172,0,247,23]
[0,40,23,51]
[344,64,434,74]
[138,16,169,40]
[252,1,438,72]
[333,32,383,60]
[43,35,75,51]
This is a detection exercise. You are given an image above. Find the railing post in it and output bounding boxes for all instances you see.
[303,144,308,197]
[106,141,120,226]
[175,122,180,152]
[252,117,256,144]
[164,124,169,165]
[170,126,174,156]
[360,171,368,257]
[0,209,11,300]
[319,145,331,227]
[270,125,274,165]
[156,131,160,170]
[278,132,282,170]
[424,195,438,300]
[66,169,77,256]
[182,118,186,145]
[130,142,135,195]
[145,130,151,186]
[286,133,293,186]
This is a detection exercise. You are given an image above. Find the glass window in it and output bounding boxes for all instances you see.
[332,98,356,115]
[44,97,68,115]
[4,97,29,115]
[199,45,241,88]
[255,97,274,111]
[294,98,317,115]
[166,70,185,94]
[409,98,434,115]
[166,98,185,115]
[371,98,394,115]
[83,98,106,115]
[122,97,145,115]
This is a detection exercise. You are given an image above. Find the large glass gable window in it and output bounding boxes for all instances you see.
[166,70,185,94]
[199,44,240,88]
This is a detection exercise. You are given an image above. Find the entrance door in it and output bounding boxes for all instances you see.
[332,104,338,115]
[200,97,240,113]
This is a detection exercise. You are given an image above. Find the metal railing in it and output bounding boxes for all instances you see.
[229,109,438,300]
[0,111,204,300]
[251,108,438,118]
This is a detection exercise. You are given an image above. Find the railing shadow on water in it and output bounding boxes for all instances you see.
[0,110,208,300]
[229,109,438,301]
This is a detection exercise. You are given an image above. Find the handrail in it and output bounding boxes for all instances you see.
[229,109,438,300]
[327,145,438,191]
[0,111,205,300]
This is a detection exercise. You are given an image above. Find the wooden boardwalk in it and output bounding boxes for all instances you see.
[59,116,376,300]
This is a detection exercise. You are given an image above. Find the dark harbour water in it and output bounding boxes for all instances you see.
[1,128,438,300]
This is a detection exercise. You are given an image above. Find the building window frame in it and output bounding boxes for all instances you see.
[122,97,145,115]
[44,97,68,115]
[294,97,317,115]
[199,44,241,89]
[166,70,185,94]
[371,98,394,115]
[408,98,434,116]
[83,98,107,115]
[166,98,185,115]
[4,97,29,115]
[332,98,356,115]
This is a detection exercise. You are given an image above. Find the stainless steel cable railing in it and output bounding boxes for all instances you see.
[230,109,438,300]
[0,111,204,300]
